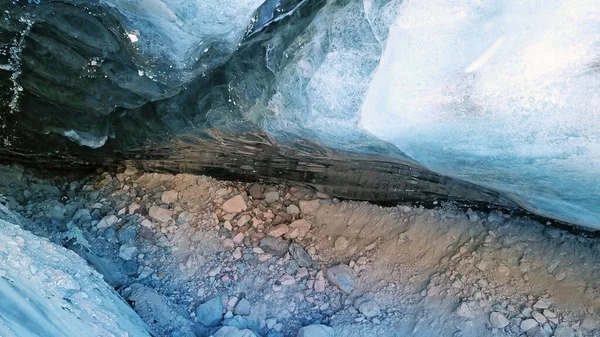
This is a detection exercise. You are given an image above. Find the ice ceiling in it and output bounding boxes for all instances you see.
[1,0,599,229]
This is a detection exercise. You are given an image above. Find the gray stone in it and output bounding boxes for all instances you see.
[31,184,62,197]
[354,297,380,318]
[260,236,290,256]
[266,332,284,337]
[222,195,247,213]
[490,312,510,328]
[73,208,92,224]
[138,227,154,240]
[533,298,553,309]
[286,204,300,215]
[297,324,334,337]
[212,326,257,337]
[456,301,478,319]
[248,184,264,199]
[554,326,575,337]
[222,315,262,332]
[526,326,549,337]
[264,191,280,204]
[521,319,538,331]
[122,260,139,276]
[97,214,119,229]
[117,226,137,243]
[325,264,356,293]
[289,243,312,267]
[119,245,137,261]
[47,202,67,221]
[177,211,191,225]
[149,205,173,222]
[532,311,546,324]
[196,296,224,327]
[234,298,251,316]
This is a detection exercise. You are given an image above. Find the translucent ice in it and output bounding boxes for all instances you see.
[361,0,600,227]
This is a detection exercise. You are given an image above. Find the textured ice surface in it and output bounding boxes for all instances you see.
[360,0,600,227]
[0,206,151,337]
[98,0,265,80]
[2,0,599,228]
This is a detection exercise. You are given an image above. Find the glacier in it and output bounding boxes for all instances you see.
[0,0,599,228]
[360,0,600,227]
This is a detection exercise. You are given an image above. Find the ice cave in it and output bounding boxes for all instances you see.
[0,1,599,336]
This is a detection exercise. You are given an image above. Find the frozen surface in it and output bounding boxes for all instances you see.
[360,0,600,227]
[2,0,599,229]
[0,205,151,337]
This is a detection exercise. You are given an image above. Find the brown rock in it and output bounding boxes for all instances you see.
[268,224,289,237]
[289,219,312,237]
[222,195,247,213]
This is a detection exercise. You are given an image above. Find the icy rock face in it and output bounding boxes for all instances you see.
[0,0,265,147]
[0,206,151,337]
[1,0,599,229]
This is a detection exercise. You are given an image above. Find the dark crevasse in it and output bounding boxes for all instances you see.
[1,0,599,229]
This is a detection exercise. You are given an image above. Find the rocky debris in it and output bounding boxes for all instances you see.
[4,166,599,337]
[222,195,247,213]
[456,301,478,319]
[196,297,224,327]
[289,243,312,267]
[260,236,290,256]
[354,297,381,318]
[325,264,356,293]
[489,312,509,328]
[161,190,178,204]
[149,205,173,222]
[296,324,334,337]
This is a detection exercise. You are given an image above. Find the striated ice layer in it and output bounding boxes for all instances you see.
[360,0,600,227]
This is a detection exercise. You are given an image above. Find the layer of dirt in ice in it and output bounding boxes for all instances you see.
[0,162,599,337]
